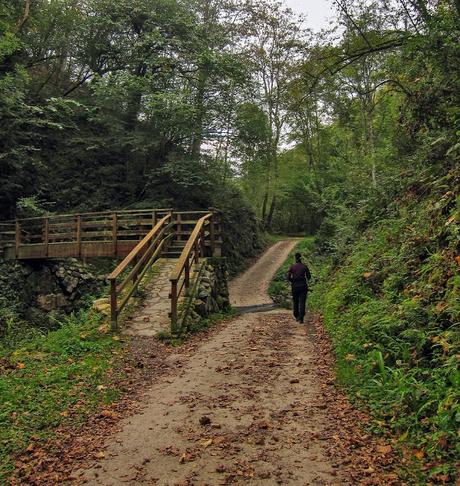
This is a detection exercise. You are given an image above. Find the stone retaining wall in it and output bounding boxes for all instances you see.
[0,258,103,333]
[183,258,230,329]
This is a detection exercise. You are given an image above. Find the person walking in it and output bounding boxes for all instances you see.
[287,252,311,323]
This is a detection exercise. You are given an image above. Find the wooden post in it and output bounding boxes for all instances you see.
[15,220,21,258]
[209,211,215,256]
[112,213,118,256]
[44,217,49,257]
[76,215,82,257]
[200,227,206,257]
[185,258,190,291]
[170,280,178,333]
[153,210,157,227]
[110,279,118,331]
[209,207,222,256]
[176,213,182,248]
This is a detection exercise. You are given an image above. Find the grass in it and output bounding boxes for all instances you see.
[0,310,121,482]
[309,188,460,483]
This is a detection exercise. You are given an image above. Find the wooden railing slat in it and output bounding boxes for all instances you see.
[108,213,173,330]
[108,214,171,280]
[169,213,213,331]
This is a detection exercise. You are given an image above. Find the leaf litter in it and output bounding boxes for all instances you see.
[9,311,403,485]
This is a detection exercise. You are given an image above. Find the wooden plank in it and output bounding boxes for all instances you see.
[110,279,118,331]
[4,208,173,223]
[170,280,178,332]
[117,237,169,313]
[209,212,215,255]
[112,213,118,256]
[117,227,168,293]
[48,234,76,241]
[15,220,21,258]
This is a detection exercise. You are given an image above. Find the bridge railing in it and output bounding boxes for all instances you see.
[0,209,172,259]
[108,213,174,330]
[169,211,218,332]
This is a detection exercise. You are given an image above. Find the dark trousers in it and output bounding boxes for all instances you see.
[292,285,308,321]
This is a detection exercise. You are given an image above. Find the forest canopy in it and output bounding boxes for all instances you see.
[1,0,458,235]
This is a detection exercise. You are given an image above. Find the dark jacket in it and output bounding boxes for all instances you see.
[287,262,311,288]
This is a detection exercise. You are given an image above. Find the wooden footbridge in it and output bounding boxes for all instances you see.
[0,209,222,332]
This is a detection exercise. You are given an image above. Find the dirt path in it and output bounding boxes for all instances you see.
[79,311,339,485]
[229,240,297,308]
[73,241,398,486]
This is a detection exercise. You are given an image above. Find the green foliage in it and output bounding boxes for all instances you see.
[311,169,460,481]
[0,310,121,482]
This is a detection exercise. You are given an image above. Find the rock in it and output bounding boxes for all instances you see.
[0,258,103,331]
[37,293,68,311]
[194,301,206,316]
[198,289,209,299]
[93,298,109,307]
[199,415,211,426]
[93,299,111,316]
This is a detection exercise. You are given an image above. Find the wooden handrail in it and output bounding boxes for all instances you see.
[108,213,173,330]
[170,214,211,281]
[0,208,176,259]
[0,208,173,223]
[170,213,213,332]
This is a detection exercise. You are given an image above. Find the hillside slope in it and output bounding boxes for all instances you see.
[311,166,459,482]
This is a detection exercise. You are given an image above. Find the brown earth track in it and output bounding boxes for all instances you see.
[11,241,401,486]
[229,240,298,308]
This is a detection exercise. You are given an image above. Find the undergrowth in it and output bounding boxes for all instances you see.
[0,310,121,482]
[310,169,460,483]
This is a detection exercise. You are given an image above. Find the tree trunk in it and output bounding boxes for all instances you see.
[266,195,277,230]
[261,190,269,222]
[190,66,208,159]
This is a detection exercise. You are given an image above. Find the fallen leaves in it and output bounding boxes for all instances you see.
[309,313,402,485]
[200,438,213,448]
[98,409,119,419]
[376,444,393,454]
[413,449,425,460]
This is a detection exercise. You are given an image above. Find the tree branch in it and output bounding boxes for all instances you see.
[334,0,372,49]
[16,0,30,33]
[62,73,94,97]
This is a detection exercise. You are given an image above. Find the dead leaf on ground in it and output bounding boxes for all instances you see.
[413,449,425,460]
[376,444,392,454]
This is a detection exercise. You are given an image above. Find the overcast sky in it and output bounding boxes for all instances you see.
[283,0,336,31]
